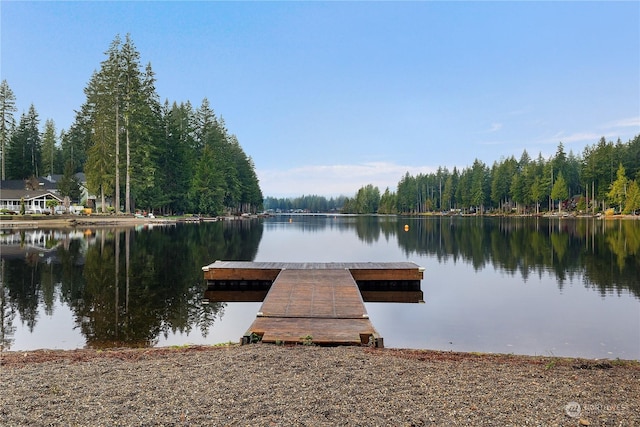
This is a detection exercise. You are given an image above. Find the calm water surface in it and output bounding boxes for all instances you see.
[1,215,638,359]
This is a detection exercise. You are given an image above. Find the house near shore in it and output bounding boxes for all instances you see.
[1,174,99,213]
[0,179,63,213]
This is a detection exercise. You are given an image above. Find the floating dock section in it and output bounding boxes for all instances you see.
[202,261,424,347]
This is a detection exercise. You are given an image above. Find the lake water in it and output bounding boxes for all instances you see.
[1,215,639,359]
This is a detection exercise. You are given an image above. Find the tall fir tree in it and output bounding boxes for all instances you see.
[0,80,17,180]
[6,105,41,179]
[41,119,58,177]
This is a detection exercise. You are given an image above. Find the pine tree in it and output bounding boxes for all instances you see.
[72,34,263,215]
[6,105,41,179]
[57,160,83,203]
[0,80,17,180]
[121,34,142,214]
[551,171,568,213]
[99,35,124,213]
[608,164,628,212]
[190,145,225,215]
[623,180,640,215]
[85,107,115,212]
[41,119,58,177]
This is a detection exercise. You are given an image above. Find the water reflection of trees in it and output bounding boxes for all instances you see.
[391,216,639,299]
[0,221,263,350]
[266,215,638,298]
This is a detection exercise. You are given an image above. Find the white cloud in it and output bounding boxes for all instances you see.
[602,116,640,129]
[258,162,437,198]
[546,131,605,144]
[544,117,640,145]
[488,123,503,132]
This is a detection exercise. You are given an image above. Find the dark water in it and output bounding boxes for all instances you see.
[1,215,638,358]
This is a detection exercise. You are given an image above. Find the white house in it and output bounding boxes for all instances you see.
[0,180,63,213]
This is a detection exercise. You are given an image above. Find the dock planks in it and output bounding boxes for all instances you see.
[202,261,424,347]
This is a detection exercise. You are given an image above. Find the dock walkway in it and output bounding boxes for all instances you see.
[202,261,424,347]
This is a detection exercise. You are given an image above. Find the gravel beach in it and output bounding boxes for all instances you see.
[1,344,638,426]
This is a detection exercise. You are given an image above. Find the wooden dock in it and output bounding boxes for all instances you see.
[202,261,424,347]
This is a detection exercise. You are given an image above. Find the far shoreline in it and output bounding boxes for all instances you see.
[2,211,638,230]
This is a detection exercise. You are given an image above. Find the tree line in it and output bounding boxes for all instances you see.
[0,34,262,216]
[263,136,640,216]
[263,195,347,212]
[341,136,640,215]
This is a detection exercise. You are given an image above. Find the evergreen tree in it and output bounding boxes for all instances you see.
[354,184,380,214]
[491,156,517,212]
[0,80,17,180]
[625,135,640,181]
[61,98,93,173]
[128,61,162,212]
[85,108,115,212]
[531,175,545,214]
[41,119,59,177]
[100,35,124,213]
[57,160,83,203]
[121,34,143,214]
[396,172,416,213]
[551,171,568,213]
[160,101,195,214]
[623,180,640,215]
[189,145,225,215]
[6,105,41,179]
[378,187,397,214]
[3,34,264,216]
[469,159,489,213]
[608,164,628,212]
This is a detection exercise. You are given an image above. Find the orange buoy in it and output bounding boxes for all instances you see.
[404,224,409,231]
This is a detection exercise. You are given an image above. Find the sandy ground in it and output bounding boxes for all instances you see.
[1,344,638,426]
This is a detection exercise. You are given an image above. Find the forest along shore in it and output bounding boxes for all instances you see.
[1,345,638,426]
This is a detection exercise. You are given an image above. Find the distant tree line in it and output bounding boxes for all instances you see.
[0,34,262,215]
[263,195,347,212]
[260,135,640,216]
[341,137,640,215]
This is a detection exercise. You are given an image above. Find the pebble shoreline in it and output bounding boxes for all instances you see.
[1,345,638,426]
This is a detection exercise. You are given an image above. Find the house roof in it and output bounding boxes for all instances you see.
[0,188,63,202]
[1,178,57,191]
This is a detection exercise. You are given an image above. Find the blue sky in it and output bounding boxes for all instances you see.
[2,1,639,197]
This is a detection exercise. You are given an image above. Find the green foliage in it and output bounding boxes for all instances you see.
[608,164,628,212]
[189,145,225,215]
[623,180,640,214]
[57,160,83,203]
[393,137,639,215]
[0,80,17,180]
[378,187,397,214]
[6,105,41,179]
[264,195,346,212]
[551,171,568,212]
[341,184,381,214]
[491,156,517,211]
[65,35,262,216]
[40,119,61,177]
